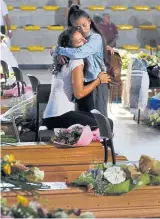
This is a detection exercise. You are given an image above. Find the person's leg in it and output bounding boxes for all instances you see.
[93,83,109,117]
[43,111,97,129]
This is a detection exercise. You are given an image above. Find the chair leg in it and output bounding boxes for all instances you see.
[103,138,108,163]
[17,82,20,96]
[109,139,116,165]
[137,109,140,124]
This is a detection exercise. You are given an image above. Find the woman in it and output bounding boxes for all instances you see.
[52,5,113,117]
[43,27,112,130]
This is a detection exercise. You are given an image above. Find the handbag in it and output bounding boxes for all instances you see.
[147,65,160,88]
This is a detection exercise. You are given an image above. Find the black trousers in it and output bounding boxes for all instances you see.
[43,111,97,129]
[1,26,6,35]
[43,110,113,131]
[76,81,109,117]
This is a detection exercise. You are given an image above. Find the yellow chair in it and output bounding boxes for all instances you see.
[145,45,160,50]
[20,5,37,11]
[24,25,41,31]
[123,44,139,51]
[88,6,105,11]
[133,5,150,11]
[139,25,157,30]
[43,6,59,11]
[47,25,64,30]
[27,46,45,52]
[117,25,134,30]
[7,5,13,11]
[155,6,160,11]
[5,25,17,30]
[111,5,128,11]
[10,46,21,52]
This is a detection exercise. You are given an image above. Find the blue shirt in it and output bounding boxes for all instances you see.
[54,29,106,82]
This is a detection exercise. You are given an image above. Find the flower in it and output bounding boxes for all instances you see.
[103,166,126,184]
[33,167,44,181]
[17,196,29,206]
[26,167,44,183]
[3,154,15,163]
[3,164,11,175]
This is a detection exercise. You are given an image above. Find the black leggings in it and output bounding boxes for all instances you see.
[43,111,113,131]
[43,111,97,129]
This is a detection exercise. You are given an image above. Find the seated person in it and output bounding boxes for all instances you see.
[43,27,113,130]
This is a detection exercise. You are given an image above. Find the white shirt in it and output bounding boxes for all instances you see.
[0,42,18,67]
[43,59,84,118]
[0,0,8,26]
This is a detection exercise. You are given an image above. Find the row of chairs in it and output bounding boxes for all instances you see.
[7,5,160,11]
[9,45,160,52]
[1,61,41,97]
[9,24,160,31]
[1,61,26,96]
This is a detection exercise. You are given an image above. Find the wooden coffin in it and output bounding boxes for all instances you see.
[2,186,160,218]
[1,142,126,166]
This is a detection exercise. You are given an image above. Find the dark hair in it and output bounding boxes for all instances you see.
[51,27,88,75]
[67,5,110,72]
[68,0,80,7]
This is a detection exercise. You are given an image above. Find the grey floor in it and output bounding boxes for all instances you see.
[22,69,160,161]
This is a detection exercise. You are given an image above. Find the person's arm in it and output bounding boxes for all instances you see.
[72,64,111,99]
[55,34,103,59]
[2,1,12,38]
[109,24,118,47]
[4,15,12,38]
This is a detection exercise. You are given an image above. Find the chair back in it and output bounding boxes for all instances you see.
[12,67,23,82]
[1,60,9,82]
[91,109,113,139]
[35,84,51,141]
[12,67,26,96]
[27,74,40,94]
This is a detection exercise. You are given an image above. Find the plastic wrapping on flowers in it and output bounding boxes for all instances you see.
[51,124,94,146]
[70,155,160,195]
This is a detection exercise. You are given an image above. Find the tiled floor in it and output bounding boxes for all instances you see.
[23,69,160,161]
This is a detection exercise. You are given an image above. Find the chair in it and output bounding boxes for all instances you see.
[12,67,26,96]
[27,74,40,94]
[35,84,54,142]
[1,60,9,83]
[91,109,116,164]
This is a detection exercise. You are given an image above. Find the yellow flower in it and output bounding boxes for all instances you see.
[17,195,29,206]
[3,154,15,163]
[3,164,11,175]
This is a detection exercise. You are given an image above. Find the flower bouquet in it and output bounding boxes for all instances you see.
[1,196,95,218]
[1,154,49,193]
[69,155,160,195]
[51,124,94,148]
[149,110,160,128]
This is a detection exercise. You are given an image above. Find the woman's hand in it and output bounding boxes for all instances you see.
[98,72,111,84]
[106,45,114,55]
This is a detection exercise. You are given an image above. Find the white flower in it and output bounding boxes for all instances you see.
[0,130,5,136]
[33,167,44,181]
[103,166,126,184]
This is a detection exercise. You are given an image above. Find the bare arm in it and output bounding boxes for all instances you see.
[72,65,111,99]
[4,14,12,38]
[72,65,99,99]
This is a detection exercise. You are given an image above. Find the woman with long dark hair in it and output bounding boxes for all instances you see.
[43,27,112,129]
[52,5,112,117]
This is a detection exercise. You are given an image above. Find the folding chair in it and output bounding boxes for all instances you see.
[35,84,54,142]
[12,67,26,96]
[91,109,116,164]
[27,74,40,94]
[1,60,9,84]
